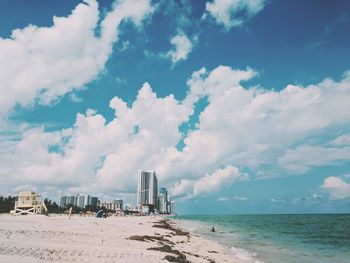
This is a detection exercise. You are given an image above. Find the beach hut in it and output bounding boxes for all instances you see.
[12,191,48,215]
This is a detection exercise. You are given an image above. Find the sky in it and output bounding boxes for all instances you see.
[0,0,350,214]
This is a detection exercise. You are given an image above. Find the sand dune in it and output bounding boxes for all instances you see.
[0,214,239,262]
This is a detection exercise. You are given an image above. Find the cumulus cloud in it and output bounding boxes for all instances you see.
[170,165,247,198]
[167,33,193,65]
[143,0,197,66]
[1,65,350,200]
[330,134,350,146]
[205,0,266,30]
[322,176,350,200]
[170,67,350,180]
[146,32,195,66]
[193,165,246,196]
[0,0,153,118]
[0,82,192,196]
[170,179,196,198]
[278,145,350,174]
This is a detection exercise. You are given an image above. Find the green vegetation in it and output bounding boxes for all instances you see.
[0,195,106,215]
[43,198,61,213]
[0,195,16,213]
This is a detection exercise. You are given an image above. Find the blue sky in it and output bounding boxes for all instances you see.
[0,0,350,214]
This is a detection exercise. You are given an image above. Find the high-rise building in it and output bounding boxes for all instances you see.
[84,195,91,207]
[60,194,98,209]
[169,200,175,215]
[167,195,171,213]
[76,194,85,208]
[137,170,158,211]
[160,187,168,203]
[60,195,76,208]
[91,196,98,208]
[158,187,168,214]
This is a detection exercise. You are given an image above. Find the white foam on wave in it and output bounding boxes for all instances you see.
[231,246,264,263]
[175,218,265,263]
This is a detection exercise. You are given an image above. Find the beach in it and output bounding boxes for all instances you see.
[0,214,238,263]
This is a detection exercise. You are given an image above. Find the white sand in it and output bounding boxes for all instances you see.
[0,214,240,262]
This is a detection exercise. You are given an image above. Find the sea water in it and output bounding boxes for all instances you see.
[174,214,350,263]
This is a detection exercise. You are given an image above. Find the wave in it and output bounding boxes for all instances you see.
[230,246,264,263]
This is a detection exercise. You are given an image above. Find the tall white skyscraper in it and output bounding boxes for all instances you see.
[137,170,158,211]
[84,195,91,207]
[76,194,85,208]
[158,187,168,214]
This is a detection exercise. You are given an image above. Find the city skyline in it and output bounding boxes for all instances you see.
[0,0,350,214]
[59,171,173,214]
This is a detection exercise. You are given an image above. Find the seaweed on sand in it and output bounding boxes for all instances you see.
[152,219,190,237]
[128,235,174,244]
[147,245,190,263]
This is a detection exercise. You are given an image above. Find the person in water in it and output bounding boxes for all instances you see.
[210,227,216,232]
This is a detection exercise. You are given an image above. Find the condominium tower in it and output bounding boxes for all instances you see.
[158,187,168,214]
[137,170,158,211]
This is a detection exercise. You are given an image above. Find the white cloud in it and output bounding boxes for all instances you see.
[167,33,193,65]
[234,195,248,201]
[218,197,230,201]
[278,145,350,173]
[330,134,350,146]
[312,193,323,200]
[0,82,192,196]
[68,93,83,103]
[170,165,247,198]
[322,176,350,200]
[270,198,284,203]
[205,0,266,30]
[164,67,350,180]
[1,65,350,200]
[193,165,245,196]
[143,1,197,66]
[170,179,196,198]
[0,0,153,118]
[217,195,248,202]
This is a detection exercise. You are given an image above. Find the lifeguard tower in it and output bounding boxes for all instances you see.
[12,191,48,215]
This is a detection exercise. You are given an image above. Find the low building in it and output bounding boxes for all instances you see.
[100,199,124,211]
[124,204,140,212]
[114,199,123,210]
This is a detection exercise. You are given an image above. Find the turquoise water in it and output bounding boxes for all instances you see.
[175,214,350,263]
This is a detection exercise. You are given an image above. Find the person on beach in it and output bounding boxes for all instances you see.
[68,206,73,220]
[210,227,216,232]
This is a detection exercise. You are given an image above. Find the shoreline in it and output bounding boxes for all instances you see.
[0,214,240,262]
[172,217,260,263]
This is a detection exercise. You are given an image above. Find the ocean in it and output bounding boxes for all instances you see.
[174,214,350,263]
